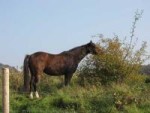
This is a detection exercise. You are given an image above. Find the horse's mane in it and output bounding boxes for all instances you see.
[60,44,87,55]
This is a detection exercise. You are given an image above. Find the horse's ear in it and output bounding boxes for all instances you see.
[87,40,93,46]
[89,40,93,45]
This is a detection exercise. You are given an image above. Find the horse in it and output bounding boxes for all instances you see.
[23,41,103,98]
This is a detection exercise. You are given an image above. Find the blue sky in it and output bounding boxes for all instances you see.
[0,0,150,67]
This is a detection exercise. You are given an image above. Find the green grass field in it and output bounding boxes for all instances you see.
[0,73,150,113]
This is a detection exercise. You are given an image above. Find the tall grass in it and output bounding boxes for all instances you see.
[0,71,149,113]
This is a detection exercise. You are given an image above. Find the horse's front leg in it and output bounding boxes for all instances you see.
[64,73,73,86]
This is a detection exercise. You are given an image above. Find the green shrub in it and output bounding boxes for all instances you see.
[77,10,149,86]
[9,72,23,91]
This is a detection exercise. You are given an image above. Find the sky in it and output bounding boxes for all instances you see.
[0,0,150,68]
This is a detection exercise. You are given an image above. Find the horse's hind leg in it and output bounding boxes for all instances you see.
[29,76,34,99]
[33,75,40,98]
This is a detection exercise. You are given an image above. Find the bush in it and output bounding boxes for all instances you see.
[77,10,149,86]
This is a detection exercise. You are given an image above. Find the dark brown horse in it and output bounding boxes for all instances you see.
[23,41,103,98]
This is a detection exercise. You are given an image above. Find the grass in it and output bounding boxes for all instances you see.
[0,73,150,113]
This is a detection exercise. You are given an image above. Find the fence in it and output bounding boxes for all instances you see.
[2,68,9,113]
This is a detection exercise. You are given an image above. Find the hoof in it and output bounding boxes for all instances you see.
[35,91,40,98]
[29,92,33,99]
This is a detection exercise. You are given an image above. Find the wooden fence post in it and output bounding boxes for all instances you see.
[2,68,9,113]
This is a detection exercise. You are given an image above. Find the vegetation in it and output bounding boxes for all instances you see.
[77,10,149,86]
[0,72,149,113]
[0,11,150,113]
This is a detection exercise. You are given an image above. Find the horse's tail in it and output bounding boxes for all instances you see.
[23,55,30,92]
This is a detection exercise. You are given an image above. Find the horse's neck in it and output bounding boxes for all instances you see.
[70,47,88,63]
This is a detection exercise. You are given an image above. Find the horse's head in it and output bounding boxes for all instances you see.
[86,41,104,55]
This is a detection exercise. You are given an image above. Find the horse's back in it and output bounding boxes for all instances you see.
[28,51,68,68]
[31,51,53,56]
[28,51,72,75]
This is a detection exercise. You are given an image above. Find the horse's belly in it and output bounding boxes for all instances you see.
[43,67,65,75]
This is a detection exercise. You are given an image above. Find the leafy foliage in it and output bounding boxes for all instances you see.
[77,10,149,85]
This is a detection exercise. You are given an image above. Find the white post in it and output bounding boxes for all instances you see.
[2,68,9,113]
